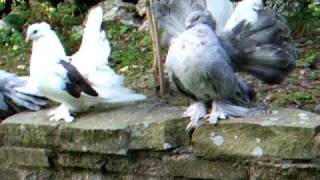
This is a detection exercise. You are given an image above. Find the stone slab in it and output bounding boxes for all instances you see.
[2,146,52,168]
[1,103,188,154]
[192,108,320,160]
[1,110,60,148]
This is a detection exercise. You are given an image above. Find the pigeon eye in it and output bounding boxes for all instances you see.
[33,30,38,34]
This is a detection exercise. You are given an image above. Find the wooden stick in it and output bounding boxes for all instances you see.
[146,0,159,90]
[146,0,166,96]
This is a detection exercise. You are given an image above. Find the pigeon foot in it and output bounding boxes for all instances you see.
[48,104,74,123]
[183,101,207,131]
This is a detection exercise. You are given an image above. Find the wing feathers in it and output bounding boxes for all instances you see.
[58,60,98,98]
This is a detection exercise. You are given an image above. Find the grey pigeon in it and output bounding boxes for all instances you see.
[153,0,297,130]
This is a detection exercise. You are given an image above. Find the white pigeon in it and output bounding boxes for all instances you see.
[0,70,48,119]
[206,0,234,34]
[224,0,264,31]
[26,6,146,123]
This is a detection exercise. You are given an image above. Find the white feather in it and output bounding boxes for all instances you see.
[71,6,111,76]
[224,0,264,31]
[206,0,234,34]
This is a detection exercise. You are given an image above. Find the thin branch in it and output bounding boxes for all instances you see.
[146,0,166,96]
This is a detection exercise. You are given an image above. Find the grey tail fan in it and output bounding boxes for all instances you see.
[152,0,205,45]
[0,71,48,119]
[219,8,297,84]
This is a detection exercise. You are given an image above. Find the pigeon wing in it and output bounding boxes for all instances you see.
[58,60,98,98]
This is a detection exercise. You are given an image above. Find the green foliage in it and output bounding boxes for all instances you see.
[0,0,83,54]
[0,0,85,74]
[294,92,313,103]
[268,0,320,38]
[297,50,320,67]
[3,14,27,31]
[107,22,153,68]
[0,27,24,49]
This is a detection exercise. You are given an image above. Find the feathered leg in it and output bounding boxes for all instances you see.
[48,104,74,123]
[183,101,207,130]
[206,102,265,124]
[206,101,228,124]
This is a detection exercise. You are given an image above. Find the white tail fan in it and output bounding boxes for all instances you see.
[71,6,111,77]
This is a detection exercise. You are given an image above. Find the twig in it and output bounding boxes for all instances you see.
[146,0,166,96]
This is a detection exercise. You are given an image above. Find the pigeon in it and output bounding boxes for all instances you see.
[26,5,146,123]
[153,0,297,130]
[0,70,48,120]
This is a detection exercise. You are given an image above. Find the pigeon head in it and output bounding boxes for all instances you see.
[26,22,51,41]
[185,10,216,30]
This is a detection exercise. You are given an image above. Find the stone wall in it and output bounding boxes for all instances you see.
[1,103,320,179]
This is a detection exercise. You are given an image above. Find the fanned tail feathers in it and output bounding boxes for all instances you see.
[71,5,111,75]
[0,71,47,112]
[87,67,146,104]
[153,0,205,45]
[220,8,297,84]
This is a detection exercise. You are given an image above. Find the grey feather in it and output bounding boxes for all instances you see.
[153,0,207,44]
[219,8,297,84]
[0,70,48,119]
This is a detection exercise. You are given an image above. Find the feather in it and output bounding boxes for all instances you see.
[206,0,234,33]
[224,0,263,31]
[58,60,98,98]
[219,8,297,84]
[0,70,48,119]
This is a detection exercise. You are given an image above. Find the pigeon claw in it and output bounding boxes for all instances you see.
[183,102,207,131]
[48,105,74,123]
[205,102,229,125]
[204,111,228,125]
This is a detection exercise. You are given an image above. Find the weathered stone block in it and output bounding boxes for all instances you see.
[1,110,59,148]
[164,153,247,179]
[192,108,320,160]
[128,116,189,150]
[57,153,107,170]
[0,168,54,180]
[2,105,320,179]
[248,161,320,180]
[58,104,186,154]
[3,147,53,168]
[0,147,8,168]
[59,125,130,155]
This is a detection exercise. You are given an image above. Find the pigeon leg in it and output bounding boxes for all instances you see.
[206,101,228,124]
[48,104,74,123]
[183,101,207,130]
